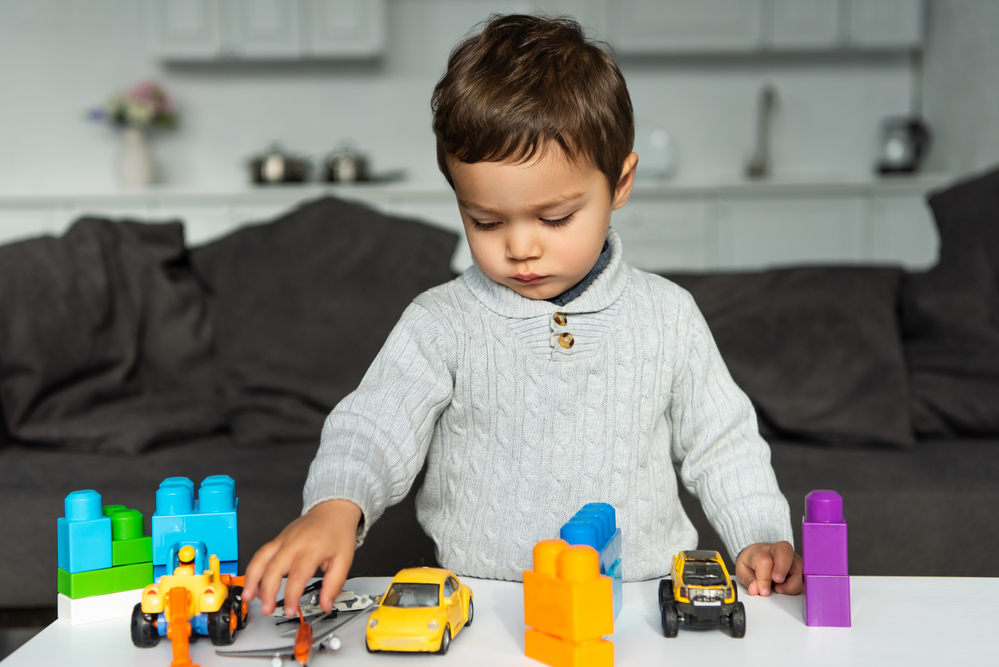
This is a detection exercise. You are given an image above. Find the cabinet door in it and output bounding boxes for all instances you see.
[302,0,385,58]
[847,0,924,49]
[871,195,938,269]
[613,198,713,272]
[534,0,608,39]
[610,0,764,54]
[229,0,301,58]
[145,0,223,59]
[717,196,868,269]
[766,0,841,50]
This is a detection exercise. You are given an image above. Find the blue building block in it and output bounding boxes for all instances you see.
[152,475,238,566]
[560,502,623,619]
[57,490,112,574]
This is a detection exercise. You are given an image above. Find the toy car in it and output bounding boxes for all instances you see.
[131,542,248,665]
[659,550,745,638]
[365,567,473,654]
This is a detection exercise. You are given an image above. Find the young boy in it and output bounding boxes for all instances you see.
[244,14,802,617]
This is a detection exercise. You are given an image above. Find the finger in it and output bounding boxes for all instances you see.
[752,550,774,597]
[770,541,794,584]
[318,554,353,614]
[283,556,321,619]
[258,547,300,616]
[775,552,804,595]
[242,539,281,602]
[734,548,758,592]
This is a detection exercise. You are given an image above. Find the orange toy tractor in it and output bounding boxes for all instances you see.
[131,542,248,667]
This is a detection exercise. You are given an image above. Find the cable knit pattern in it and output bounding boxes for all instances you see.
[303,229,792,582]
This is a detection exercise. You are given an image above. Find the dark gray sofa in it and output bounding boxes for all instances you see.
[3,167,999,612]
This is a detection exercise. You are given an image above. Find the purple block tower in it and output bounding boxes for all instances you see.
[803,490,851,627]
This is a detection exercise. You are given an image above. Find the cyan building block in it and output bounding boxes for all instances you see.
[152,476,238,566]
[560,502,623,619]
[57,491,112,574]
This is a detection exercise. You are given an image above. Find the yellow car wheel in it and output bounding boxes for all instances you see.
[437,627,451,655]
[466,600,474,628]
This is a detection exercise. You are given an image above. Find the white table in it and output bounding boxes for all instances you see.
[5,576,998,666]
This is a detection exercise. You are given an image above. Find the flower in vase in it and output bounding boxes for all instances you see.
[89,81,178,131]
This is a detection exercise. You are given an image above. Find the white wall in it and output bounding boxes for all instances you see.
[0,0,963,195]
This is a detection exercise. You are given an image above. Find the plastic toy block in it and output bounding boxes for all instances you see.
[559,503,622,619]
[57,490,112,574]
[524,539,613,667]
[152,475,238,565]
[804,574,851,627]
[525,629,613,667]
[802,490,851,627]
[57,589,142,625]
[109,508,152,566]
[58,562,153,599]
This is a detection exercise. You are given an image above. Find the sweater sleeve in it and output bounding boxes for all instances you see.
[668,293,793,561]
[302,300,456,546]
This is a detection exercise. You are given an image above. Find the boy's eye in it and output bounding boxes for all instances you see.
[540,214,575,228]
[469,219,500,232]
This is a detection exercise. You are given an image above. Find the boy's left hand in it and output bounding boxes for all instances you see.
[735,541,802,596]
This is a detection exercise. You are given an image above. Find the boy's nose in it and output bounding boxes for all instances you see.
[506,228,541,261]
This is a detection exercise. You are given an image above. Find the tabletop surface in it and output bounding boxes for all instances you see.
[5,576,998,666]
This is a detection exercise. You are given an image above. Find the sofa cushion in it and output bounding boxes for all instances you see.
[0,218,223,453]
[665,267,914,447]
[190,197,458,447]
[902,165,999,436]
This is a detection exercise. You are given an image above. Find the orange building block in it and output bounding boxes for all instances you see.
[523,539,613,667]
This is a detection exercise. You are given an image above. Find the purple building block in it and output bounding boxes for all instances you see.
[802,490,851,627]
[804,575,851,627]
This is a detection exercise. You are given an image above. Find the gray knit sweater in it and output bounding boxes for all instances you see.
[303,229,792,582]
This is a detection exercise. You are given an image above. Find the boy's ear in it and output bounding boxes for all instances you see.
[611,152,639,210]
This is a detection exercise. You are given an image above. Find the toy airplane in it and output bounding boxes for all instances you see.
[217,598,379,666]
[274,582,376,621]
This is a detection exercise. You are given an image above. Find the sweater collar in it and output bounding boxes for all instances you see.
[461,228,630,319]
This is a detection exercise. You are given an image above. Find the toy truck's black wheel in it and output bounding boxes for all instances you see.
[465,600,474,628]
[208,601,237,646]
[437,627,451,654]
[230,586,248,630]
[661,600,679,638]
[729,602,746,638]
[658,579,674,608]
[130,603,160,647]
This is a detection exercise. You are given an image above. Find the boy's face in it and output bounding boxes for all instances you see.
[451,146,638,300]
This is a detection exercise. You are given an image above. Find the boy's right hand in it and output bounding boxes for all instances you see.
[242,498,362,617]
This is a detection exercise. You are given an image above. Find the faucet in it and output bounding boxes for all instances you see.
[745,84,779,179]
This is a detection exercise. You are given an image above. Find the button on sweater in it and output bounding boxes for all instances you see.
[304,228,792,581]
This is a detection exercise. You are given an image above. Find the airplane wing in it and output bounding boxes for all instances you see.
[216,596,380,661]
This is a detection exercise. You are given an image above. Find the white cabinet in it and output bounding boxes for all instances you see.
[766,0,841,50]
[613,199,715,271]
[716,196,868,269]
[610,0,764,54]
[303,0,385,58]
[871,195,938,269]
[847,0,924,50]
[145,0,384,60]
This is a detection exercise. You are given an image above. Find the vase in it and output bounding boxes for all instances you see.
[116,127,154,188]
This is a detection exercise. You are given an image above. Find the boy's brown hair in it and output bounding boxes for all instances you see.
[432,14,634,194]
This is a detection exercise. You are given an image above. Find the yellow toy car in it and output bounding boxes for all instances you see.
[365,567,473,654]
[659,550,745,638]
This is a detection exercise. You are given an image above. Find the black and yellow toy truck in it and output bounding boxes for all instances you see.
[659,550,746,638]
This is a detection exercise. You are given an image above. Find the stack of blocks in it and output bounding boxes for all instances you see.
[524,539,614,667]
[152,475,239,580]
[559,503,623,620]
[802,489,851,627]
[56,491,154,625]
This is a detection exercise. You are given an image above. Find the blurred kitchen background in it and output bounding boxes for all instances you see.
[0,0,995,271]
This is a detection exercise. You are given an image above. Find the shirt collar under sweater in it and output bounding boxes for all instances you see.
[461,228,630,319]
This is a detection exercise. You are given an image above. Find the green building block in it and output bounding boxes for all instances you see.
[57,562,153,599]
[113,536,152,566]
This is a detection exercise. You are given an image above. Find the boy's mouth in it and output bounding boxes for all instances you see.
[512,273,548,284]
